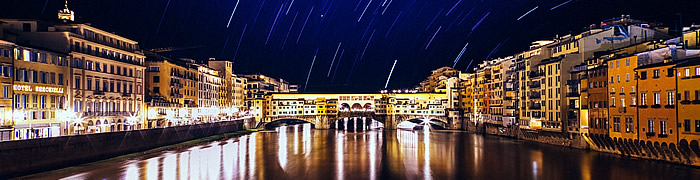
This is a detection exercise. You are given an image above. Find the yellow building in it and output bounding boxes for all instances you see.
[208,59,233,109]
[232,74,247,112]
[676,58,700,150]
[0,41,70,140]
[683,28,699,49]
[1,6,148,135]
[458,73,475,119]
[475,67,490,119]
[418,67,462,92]
[0,40,13,139]
[144,52,199,127]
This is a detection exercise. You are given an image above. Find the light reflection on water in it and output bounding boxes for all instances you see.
[20,123,700,180]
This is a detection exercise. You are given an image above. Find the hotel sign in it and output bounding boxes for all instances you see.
[13,85,64,93]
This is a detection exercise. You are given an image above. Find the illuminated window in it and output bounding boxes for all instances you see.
[653,69,660,78]
[660,119,667,135]
[668,91,674,105]
[654,92,660,105]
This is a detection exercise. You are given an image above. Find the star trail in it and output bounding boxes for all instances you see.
[8,0,695,92]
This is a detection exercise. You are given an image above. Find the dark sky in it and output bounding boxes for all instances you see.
[1,0,698,92]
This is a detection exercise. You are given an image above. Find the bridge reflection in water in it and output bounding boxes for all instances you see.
[330,117,384,131]
[22,124,700,179]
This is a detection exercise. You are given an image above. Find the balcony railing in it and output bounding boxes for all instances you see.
[170,93,183,98]
[529,72,544,78]
[83,34,141,52]
[170,82,184,88]
[71,47,144,66]
[83,111,133,117]
[566,92,580,97]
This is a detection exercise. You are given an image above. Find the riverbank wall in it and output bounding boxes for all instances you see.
[0,118,256,178]
[476,122,700,167]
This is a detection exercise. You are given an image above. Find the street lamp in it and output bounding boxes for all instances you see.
[126,113,140,130]
[59,111,84,135]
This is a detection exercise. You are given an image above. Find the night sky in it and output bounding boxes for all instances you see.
[1,0,697,92]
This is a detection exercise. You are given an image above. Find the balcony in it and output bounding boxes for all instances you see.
[529,82,541,89]
[72,47,143,66]
[529,105,541,109]
[645,132,655,137]
[572,65,587,72]
[566,92,580,97]
[83,111,133,118]
[529,93,541,99]
[529,72,544,78]
[170,82,184,88]
[618,107,626,113]
[83,33,141,52]
[93,91,105,95]
[566,80,579,85]
[170,93,183,98]
[658,133,668,138]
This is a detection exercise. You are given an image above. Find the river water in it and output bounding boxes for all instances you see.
[20,123,700,179]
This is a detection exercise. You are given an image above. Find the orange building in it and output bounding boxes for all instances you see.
[675,58,700,152]
[608,55,639,140]
[636,61,677,146]
[586,60,608,136]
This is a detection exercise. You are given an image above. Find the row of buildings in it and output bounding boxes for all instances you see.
[0,2,297,141]
[419,15,700,148]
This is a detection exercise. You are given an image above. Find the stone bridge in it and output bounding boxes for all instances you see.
[267,112,452,129]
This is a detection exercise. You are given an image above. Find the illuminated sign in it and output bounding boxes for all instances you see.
[13,85,32,92]
[36,86,64,93]
[13,85,64,93]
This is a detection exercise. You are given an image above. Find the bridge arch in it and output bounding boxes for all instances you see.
[266,116,321,129]
[401,117,449,130]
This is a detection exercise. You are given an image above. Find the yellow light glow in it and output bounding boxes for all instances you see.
[13,85,64,93]
[35,86,64,93]
[13,85,32,92]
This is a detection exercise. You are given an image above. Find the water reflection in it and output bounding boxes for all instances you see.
[21,125,700,180]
